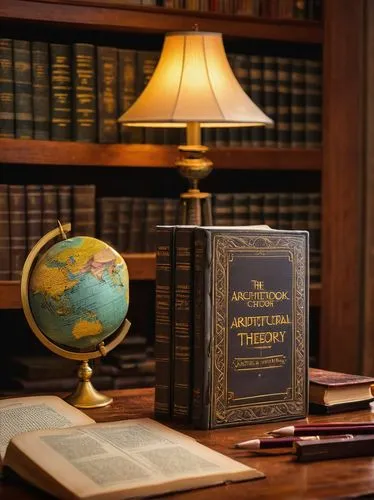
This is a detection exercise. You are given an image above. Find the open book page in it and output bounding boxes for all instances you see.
[0,395,94,464]
[4,418,264,500]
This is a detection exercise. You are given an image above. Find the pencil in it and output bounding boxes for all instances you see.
[235,434,354,450]
[269,424,374,436]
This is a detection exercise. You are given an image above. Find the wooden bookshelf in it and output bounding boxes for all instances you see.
[0,0,323,44]
[0,139,322,171]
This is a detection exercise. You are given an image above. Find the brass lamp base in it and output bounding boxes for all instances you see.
[176,124,213,225]
[64,360,113,409]
[179,189,212,225]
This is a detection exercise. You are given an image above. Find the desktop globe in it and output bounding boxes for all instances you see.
[29,235,129,350]
[21,222,131,409]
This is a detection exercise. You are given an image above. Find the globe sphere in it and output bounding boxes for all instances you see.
[28,236,129,351]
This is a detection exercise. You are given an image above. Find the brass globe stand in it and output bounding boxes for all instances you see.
[21,222,131,409]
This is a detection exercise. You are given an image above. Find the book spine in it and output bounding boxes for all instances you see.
[232,193,249,226]
[308,192,321,283]
[173,227,195,422]
[248,192,265,225]
[73,185,96,237]
[127,198,146,252]
[277,192,293,229]
[25,185,42,252]
[0,184,10,279]
[263,56,277,147]
[14,40,33,139]
[31,41,50,140]
[263,192,278,228]
[162,198,179,226]
[154,226,175,420]
[9,185,26,280]
[249,55,264,147]
[117,197,132,252]
[212,193,233,225]
[57,185,72,225]
[98,197,119,248]
[97,46,118,143]
[118,48,140,143]
[144,198,163,252]
[192,228,211,429]
[290,58,306,148]
[50,43,72,141]
[305,59,322,149]
[73,43,97,142]
[0,38,15,138]
[276,57,291,148]
[42,185,58,234]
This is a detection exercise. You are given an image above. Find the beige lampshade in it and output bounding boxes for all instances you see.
[118,31,273,128]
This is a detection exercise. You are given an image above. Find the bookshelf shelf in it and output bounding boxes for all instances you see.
[0,267,321,310]
[0,139,322,171]
[0,0,323,44]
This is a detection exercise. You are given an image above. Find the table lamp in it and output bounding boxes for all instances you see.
[118,28,273,225]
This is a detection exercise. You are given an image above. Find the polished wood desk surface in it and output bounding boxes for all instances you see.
[1,387,374,499]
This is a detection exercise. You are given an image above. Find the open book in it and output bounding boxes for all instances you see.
[0,395,264,499]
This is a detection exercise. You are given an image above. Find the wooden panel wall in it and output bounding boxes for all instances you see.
[363,0,374,375]
[320,0,365,372]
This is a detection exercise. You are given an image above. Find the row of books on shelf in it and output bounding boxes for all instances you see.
[71,0,323,20]
[0,38,322,148]
[0,184,321,281]
[0,333,155,396]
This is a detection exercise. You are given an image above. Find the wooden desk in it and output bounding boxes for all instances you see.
[1,387,374,499]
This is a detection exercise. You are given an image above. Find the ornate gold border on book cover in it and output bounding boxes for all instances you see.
[211,233,308,427]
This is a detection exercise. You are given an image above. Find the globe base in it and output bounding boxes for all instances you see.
[64,360,113,408]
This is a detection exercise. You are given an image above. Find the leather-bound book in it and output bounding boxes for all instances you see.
[0,39,15,138]
[25,185,42,252]
[73,43,97,142]
[42,184,58,234]
[9,185,26,280]
[290,58,306,148]
[72,185,96,237]
[57,185,72,225]
[309,367,374,414]
[98,196,120,248]
[305,59,322,149]
[172,226,195,423]
[97,46,118,143]
[32,41,50,140]
[50,43,72,141]
[118,48,139,144]
[192,226,309,429]
[276,57,292,148]
[154,225,175,420]
[13,40,33,139]
[263,56,277,147]
[0,184,10,279]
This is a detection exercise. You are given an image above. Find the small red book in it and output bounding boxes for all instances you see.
[309,368,374,414]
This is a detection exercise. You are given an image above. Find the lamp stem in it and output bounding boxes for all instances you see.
[177,121,213,225]
[187,121,201,146]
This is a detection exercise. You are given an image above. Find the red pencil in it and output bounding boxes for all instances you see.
[294,422,374,427]
[235,434,354,449]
